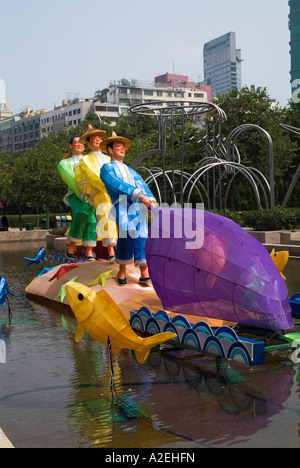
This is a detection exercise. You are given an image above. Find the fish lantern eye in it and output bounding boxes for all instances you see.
[78,293,84,301]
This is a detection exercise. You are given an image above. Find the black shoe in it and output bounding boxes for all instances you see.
[108,255,115,263]
[67,250,75,259]
[85,255,95,262]
[117,275,127,286]
[139,277,151,284]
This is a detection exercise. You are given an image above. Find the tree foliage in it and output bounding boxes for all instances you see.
[1,85,300,222]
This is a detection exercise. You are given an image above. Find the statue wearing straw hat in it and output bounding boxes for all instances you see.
[100,131,156,285]
[75,125,117,261]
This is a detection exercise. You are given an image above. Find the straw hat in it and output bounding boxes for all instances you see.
[100,131,131,153]
[79,124,107,144]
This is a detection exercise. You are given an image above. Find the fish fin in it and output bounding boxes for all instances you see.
[96,289,130,326]
[207,274,217,288]
[75,324,85,343]
[135,332,177,364]
[284,333,300,344]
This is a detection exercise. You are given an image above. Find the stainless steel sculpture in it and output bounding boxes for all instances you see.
[279,124,300,209]
[129,101,273,210]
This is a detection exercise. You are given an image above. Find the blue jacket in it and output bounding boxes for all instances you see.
[100,161,155,240]
[100,161,155,205]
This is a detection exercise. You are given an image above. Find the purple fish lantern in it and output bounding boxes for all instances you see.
[146,207,293,331]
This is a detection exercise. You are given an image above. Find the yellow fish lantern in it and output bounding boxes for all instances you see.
[270,249,289,280]
[65,282,177,364]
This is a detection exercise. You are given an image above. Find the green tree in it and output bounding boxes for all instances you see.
[0,156,14,213]
[201,86,298,210]
[280,99,300,207]
[8,156,34,229]
[2,90,300,218]
[23,132,69,227]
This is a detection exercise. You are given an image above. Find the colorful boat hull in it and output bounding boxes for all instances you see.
[130,307,265,366]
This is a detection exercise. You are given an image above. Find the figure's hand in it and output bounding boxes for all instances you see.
[139,194,152,209]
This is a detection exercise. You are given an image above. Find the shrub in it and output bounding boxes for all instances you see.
[221,208,300,231]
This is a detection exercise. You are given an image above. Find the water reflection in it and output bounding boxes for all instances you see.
[0,243,300,448]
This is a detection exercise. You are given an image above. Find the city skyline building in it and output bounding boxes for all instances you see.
[0,73,211,154]
[203,32,242,98]
[96,73,211,109]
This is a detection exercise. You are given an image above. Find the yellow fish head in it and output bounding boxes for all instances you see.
[270,249,289,279]
[65,281,96,322]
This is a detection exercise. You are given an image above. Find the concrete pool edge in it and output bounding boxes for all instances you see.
[0,428,14,448]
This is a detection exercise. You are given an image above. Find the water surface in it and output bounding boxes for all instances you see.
[0,243,300,448]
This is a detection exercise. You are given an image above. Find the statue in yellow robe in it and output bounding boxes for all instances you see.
[76,125,117,261]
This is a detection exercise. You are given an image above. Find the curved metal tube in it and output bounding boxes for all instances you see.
[219,166,270,210]
[184,160,267,209]
[130,102,274,211]
[139,167,208,206]
[129,149,161,170]
[226,124,274,208]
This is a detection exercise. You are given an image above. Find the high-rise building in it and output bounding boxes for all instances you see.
[289,0,300,98]
[203,32,242,98]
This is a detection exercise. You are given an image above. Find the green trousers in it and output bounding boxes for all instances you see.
[68,194,97,246]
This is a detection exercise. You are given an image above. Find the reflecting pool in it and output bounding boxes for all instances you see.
[0,243,300,448]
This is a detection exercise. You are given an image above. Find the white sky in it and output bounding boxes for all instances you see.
[1,0,291,113]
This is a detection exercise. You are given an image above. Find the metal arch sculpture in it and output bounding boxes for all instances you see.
[130,101,227,203]
[226,124,275,209]
[279,123,300,209]
[141,167,208,206]
[130,101,227,119]
[129,148,161,171]
[218,164,271,211]
[129,101,273,210]
[139,155,271,211]
[183,155,270,210]
[182,159,269,210]
[194,124,273,210]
